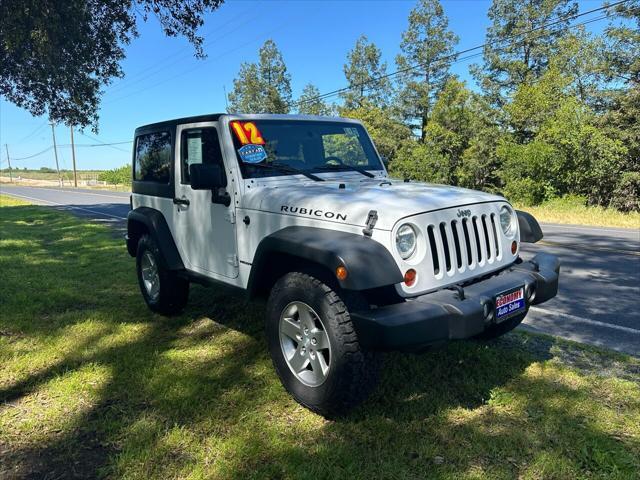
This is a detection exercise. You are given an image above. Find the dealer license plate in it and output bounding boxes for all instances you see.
[495,286,526,322]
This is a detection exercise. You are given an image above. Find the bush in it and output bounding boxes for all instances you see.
[502,178,548,206]
[390,141,453,184]
[98,165,131,185]
[610,172,640,212]
[497,140,559,205]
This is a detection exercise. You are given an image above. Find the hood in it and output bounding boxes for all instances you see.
[240,177,505,230]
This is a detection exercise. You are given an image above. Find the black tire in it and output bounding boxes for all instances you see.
[475,312,526,340]
[266,272,381,418]
[136,234,189,315]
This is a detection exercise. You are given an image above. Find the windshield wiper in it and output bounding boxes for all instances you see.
[248,162,324,182]
[315,164,376,178]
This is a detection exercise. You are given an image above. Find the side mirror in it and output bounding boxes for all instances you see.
[190,163,227,190]
[380,156,389,168]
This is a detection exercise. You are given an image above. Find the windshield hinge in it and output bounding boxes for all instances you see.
[225,210,236,224]
[227,254,239,267]
[363,210,378,237]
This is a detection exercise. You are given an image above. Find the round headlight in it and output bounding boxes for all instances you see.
[500,205,516,237]
[396,224,417,259]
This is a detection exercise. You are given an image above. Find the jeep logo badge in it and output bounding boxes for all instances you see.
[457,209,472,218]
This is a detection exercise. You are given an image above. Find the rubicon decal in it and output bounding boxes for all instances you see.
[281,205,347,221]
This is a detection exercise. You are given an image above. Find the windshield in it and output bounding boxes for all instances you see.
[229,120,384,179]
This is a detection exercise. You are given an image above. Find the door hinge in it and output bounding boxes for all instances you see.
[225,210,236,224]
[227,254,239,267]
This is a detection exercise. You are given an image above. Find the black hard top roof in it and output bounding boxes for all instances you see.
[134,113,359,135]
[135,113,224,134]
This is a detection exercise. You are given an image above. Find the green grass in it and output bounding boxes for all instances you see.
[1,169,105,182]
[1,194,639,479]
[515,196,640,229]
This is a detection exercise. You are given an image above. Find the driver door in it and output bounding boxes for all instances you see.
[172,123,238,279]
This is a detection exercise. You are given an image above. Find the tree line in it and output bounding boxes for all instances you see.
[228,0,639,212]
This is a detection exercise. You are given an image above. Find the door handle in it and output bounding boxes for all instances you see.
[173,196,190,207]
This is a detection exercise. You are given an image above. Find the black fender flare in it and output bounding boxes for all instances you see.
[247,226,403,293]
[126,207,184,270]
[516,210,544,243]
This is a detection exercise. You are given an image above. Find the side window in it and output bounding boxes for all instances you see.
[134,132,172,183]
[181,127,223,183]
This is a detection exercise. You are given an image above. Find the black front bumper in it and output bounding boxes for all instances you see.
[351,253,559,351]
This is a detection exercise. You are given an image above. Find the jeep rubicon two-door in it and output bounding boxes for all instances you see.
[126,113,559,417]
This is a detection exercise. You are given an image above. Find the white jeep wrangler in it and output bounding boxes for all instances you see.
[126,113,559,416]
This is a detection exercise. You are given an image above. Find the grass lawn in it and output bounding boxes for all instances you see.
[2,169,105,181]
[1,194,639,479]
[515,196,640,230]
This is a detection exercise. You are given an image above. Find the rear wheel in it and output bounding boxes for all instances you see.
[136,234,189,315]
[266,272,381,417]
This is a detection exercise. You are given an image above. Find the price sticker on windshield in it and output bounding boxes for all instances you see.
[231,121,266,145]
[238,144,268,164]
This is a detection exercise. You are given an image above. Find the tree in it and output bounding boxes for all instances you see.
[228,39,292,114]
[599,0,639,202]
[472,0,578,107]
[551,27,606,107]
[258,39,292,113]
[397,77,503,189]
[425,78,503,189]
[601,0,639,85]
[297,84,333,116]
[498,69,627,206]
[0,0,224,129]
[395,0,458,139]
[340,35,392,109]
[338,104,412,163]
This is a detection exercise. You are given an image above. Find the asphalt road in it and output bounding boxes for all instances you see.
[2,184,639,356]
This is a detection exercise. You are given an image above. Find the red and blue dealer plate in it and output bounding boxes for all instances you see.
[495,286,526,322]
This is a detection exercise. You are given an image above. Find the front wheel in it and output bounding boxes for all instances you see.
[136,234,189,315]
[266,272,381,417]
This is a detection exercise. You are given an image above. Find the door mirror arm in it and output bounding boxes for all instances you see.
[212,190,231,206]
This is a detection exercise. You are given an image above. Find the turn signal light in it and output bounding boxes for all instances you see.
[511,241,518,255]
[336,265,348,281]
[404,269,417,287]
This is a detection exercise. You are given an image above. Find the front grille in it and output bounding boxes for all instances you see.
[426,214,502,278]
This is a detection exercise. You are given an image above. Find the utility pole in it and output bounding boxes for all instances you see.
[4,144,13,183]
[223,85,229,111]
[70,127,78,187]
[50,123,62,186]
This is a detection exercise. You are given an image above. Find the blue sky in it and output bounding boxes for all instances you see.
[0,0,607,171]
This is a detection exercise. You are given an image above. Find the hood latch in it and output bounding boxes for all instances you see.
[363,210,378,237]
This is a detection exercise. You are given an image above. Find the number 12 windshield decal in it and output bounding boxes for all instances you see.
[230,121,266,145]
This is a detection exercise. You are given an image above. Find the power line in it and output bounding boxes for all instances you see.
[13,121,48,144]
[320,13,612,103]
[77,131,131,152]
[74,141,132,147]
[105,16,293,106]
[104,7,258,97]
[7,141,133,161]
[294,0,630,108]
[9,146,54,161]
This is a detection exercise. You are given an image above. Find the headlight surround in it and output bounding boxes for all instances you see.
[499,205,517,237]
[396,224,417,259]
